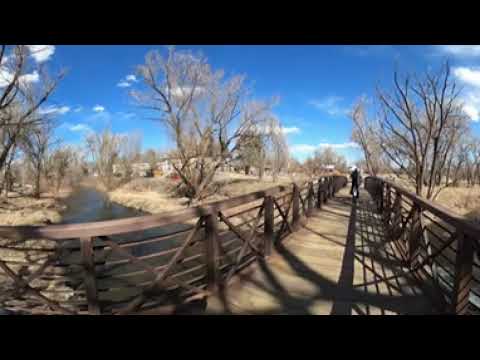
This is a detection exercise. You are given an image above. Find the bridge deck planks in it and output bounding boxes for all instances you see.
[206,187,438,315]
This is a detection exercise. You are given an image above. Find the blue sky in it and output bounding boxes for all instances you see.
[29,45,480,164]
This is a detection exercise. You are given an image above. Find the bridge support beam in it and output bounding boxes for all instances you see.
[204,213,219,293]
[307,182,314,217]
[452,232,474,315]
[264,196,274,257]
[383,184,392,228]
[316,179,323,209]
[292,184,300,231]
[408,206,422,269]
[80,236,100,315]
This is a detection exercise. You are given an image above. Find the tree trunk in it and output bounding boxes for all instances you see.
[34,164,41,199]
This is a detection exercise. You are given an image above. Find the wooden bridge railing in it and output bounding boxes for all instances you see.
[365,176,480,315]
[0,175,347,315]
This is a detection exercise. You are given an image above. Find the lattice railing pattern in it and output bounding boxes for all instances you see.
[365,177,480,315]
[0,175,347,315]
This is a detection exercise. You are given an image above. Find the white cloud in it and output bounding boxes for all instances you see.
[452,67,480,122]
[26,45,55,63]
[168,86,204,98]
[318,142,359,149]
[458,92,480,122]
[0,68,13,87]
[39,105,70,116]
[463,103,479,121]
[281,126,300,135]
[0,54,8,66]
[73,106,83,113]
[453,67,480,88]
[93,105,105,112]
[0,68,39,88]
[19,70,40,85]
[309,96,349,116]
[117,74,138,88]
[290,142,359,155]
[255,124,300,136]
[69,123,93,133]
[437,45,480,57]
[117,81,131,88]
[290,144,317,154]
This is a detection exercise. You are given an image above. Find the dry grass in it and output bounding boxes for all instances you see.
[108,177,188,213]
[0,189,71,226]
[377,173,480,224]
[436,186,480,224]
[107,172,311,214]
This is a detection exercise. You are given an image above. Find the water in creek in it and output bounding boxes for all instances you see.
[60,186,145,224]
[60,186,195,259]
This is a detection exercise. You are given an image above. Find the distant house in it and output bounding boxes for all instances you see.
[322,165,335,173]
[132,163,153,177]
[156,156,220,175]
[156,157,182,175]
[113,163,153,178]
[112,164,125,177]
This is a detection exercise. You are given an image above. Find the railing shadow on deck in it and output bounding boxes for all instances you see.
[206,192,440,315]
[0,175,348,315]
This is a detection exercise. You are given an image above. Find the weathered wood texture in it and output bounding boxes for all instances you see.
[206,188,439,315]
[0,175,347,315]
[365,177,480,315]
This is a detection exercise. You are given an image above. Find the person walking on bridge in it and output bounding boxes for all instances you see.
[350,166,360,200]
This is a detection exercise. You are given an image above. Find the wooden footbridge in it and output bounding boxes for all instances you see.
[0,176,479,315]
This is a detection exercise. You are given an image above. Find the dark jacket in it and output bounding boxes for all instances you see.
[351,169,359,184]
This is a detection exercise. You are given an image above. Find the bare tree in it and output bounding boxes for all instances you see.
[351,97,385,176]
[265,117,289,182]
[44,145,73,194]
[118,132,142,180]
[143,148,160,171]
[86,128,122,191]
[131,47,275,201]
[21,121,56,198]
[0,45,65,177]
[237,129,263,176]
[306,147,347,175]
[360,62,470,200]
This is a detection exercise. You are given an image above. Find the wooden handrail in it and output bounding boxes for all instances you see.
[365,176,480,315]
[0,175,346,241]
[0,175,348,315]
[365,177,480,239]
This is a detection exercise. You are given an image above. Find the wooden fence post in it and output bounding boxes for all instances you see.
[408,206,422,269]
[307,182,314,217]
[292,184,300,230]
[333,177,338,197]
[316,179,323,209]
[378,181,384,213]
[264,196,274,256]
[324,178,329,204]
[204,212,219,293]
[452,232,474,314]
[394,193,402,235]
[387,192,402,247]
[384,184,391,226]
[80,236,100,315]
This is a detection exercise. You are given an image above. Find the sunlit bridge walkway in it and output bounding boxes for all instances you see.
[206,187,440,315]
[1,175,478,315]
